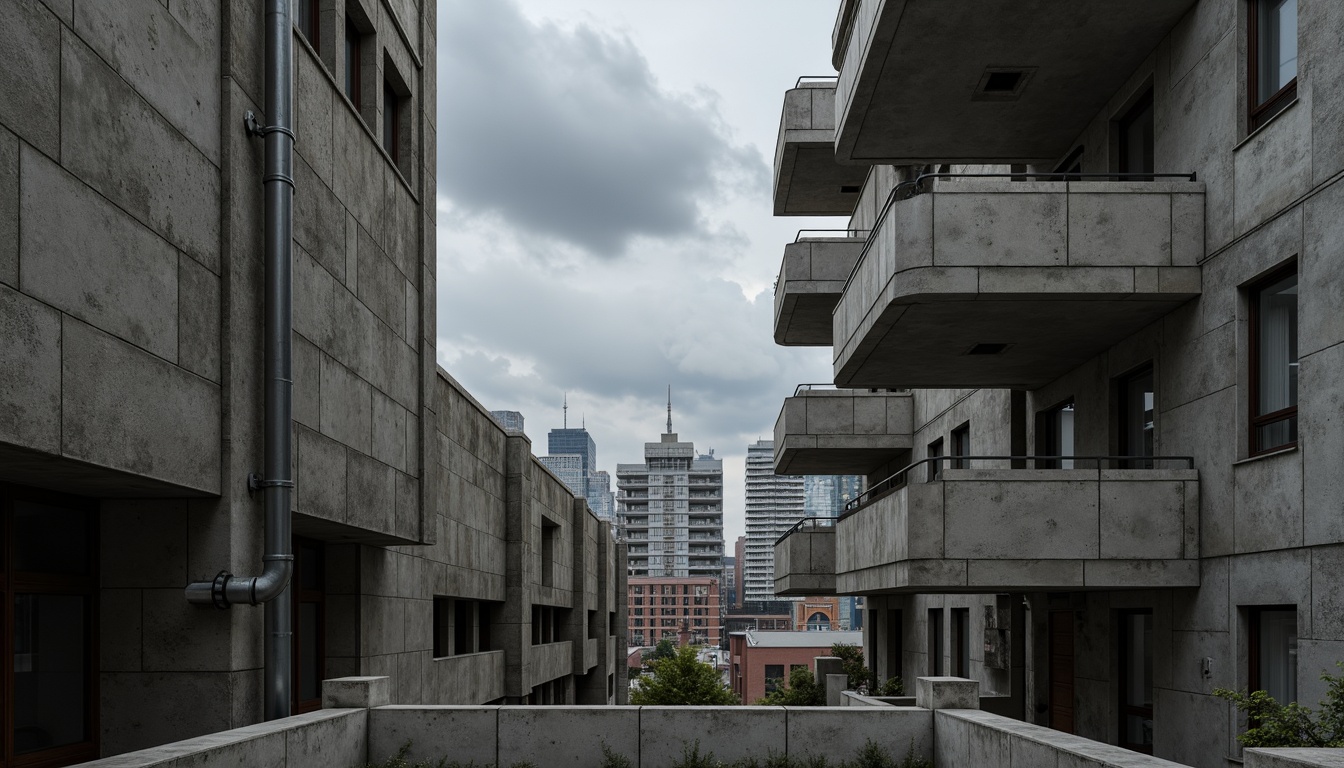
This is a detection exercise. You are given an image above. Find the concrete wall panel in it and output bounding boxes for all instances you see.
[0,0,60,158]
[0,285,61,453]
[499,707,640,768]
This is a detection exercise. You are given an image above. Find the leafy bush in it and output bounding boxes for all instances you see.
[601,741,635,768]
[757,666,825,706]
[1214,662,1344,747]
[878,677,905,697]
[831,643,875,691]
[630,645,738,705]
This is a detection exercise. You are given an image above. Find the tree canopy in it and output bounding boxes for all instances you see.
[630,645,737,706]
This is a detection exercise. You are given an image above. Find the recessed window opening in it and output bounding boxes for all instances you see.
[298,0,320,52]
[344,15,362,108]
[1118,366,1155,468]
[1118,89,1154,179]
[1119,610,1154,753]
[1036,400,1075,470]
[839,185,860,194]
[927,608,944,676]
[950,422,970,470]
[1249,0,1298,129]
[984,71,1022,92]
[1249,264,1298,454]
[952,608,970,678]
[926,438,944,482]
[1249,606,1297,705]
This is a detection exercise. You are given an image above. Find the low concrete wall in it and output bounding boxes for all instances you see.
[1244,749,1344,768]
[369,705,931,768]
[74,709,367,768]
[936,708,1188,767]
[430,650,505,704]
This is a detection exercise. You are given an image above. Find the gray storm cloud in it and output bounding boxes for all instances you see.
[437,0,766,257]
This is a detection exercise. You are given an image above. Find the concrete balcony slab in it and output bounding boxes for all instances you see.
[773,519,836,595]
[775,234,867,346]
[834,465,1200,595]
[774,81,868,215]
[773,387,912,475]
[834,0,1198,164]
[833,178,1204,389]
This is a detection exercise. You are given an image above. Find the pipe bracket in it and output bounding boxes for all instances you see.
[211,570,233,609]
[248,472,296,494]
[243,110,297,140]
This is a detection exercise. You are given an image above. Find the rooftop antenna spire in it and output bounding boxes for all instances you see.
[666,385,672,434]
[563,392,568,429]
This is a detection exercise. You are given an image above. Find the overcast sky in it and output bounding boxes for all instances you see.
[435,1,844,544]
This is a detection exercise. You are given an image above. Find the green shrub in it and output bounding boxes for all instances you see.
[630,645,738,705]
[1214,662,1344,747]
[831,643,875,691]
[673,740,721,768]
[756,667,825,706]
[878,677,905,697]
[600,741,635,768]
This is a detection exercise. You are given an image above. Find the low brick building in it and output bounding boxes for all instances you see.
[628,576,723,647]
[729,629,862,703]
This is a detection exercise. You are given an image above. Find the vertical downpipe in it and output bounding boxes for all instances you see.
[261,0,295,721]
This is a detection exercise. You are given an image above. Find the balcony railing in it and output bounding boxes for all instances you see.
[775,515,837,547]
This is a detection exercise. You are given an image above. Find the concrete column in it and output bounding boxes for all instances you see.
[826,674,849,707]
[502,434,535,702]
[615,540,629,705]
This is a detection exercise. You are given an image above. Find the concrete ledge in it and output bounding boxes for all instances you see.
[322,675,390,709]
[369,706,499,766]
[915,677,980,710]
[936,709,1189,767]
[499,706,640,768]
[1244,749,1344,768]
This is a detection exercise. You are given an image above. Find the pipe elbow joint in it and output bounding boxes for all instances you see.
[184,556,292,609]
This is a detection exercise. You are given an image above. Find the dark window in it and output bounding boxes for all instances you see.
[764,664,785,694]
[1118,89,1154,179]
[1119,610,1154,753]
[885,609,903,684]
[1118,366,1155,468]
[952,608,970,678]
[1249,265,1298,454]
[382,78,400,162]
[927,609,944,676]
[6,485,98,764]
[541,519,559,588]
[293,537,326,713]
[298,0,321,52]
[950,423,970,470]
[344,16,362,108]
[1249,0,1298,129]
[1036,400,1075,469]
[927,438,944,482]
[1249,606,1297,705]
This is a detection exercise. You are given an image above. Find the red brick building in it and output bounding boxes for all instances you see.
[793,597,842,631]
[729,629,862,703]
[628,576,723,647]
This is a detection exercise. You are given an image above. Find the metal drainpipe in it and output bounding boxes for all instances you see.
[185,0,295,722]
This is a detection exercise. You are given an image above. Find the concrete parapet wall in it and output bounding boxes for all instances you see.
[1243,749,1344,768]
[935,709,1189,768]
[74,709,367,768]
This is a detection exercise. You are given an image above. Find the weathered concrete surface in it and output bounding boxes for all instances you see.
[774,236,866,345]
[832,179,1204,389]
[774,525,837,595]
[774,83,867,216]
[774,389,912,475]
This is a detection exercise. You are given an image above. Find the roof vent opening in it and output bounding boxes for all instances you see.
[973,67,1035,101]
[966,343,1009,356]
[983,71,1022,93]
[839,185,860,194]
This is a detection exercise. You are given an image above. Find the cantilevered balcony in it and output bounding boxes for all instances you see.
[774,78,868,215]
[773,517,836,596]
[775,231,867,346]
[832,0,1198,164]
[833,456,1200,595]
[834,176,1204,389]
[774,385,911,475]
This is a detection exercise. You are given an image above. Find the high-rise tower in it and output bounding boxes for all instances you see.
[743,440,806,601]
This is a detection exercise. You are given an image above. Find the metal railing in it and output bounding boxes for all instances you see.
[795,75,839,88]
[840,454,1196,518]
[839,170,1199,299]
[790,383,911,396]
[774,516,838,547]
[794,228,870,242]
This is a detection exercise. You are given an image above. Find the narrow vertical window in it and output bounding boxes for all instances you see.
[1118,366,1155,468]
[1249,607,1298,704]
[926,438,944,482]
[344,16,361,108]
[1036,400,1075,469]
[1119,610,1154,753]
[383,79,401,163]
[292,538,326,713]
[950,423,970,470]
[951,608,970,678]
[927,608,943,676]
[1249,0,1298,129]
[297,0,320,52]
[1117,89,1154,179]
[1249,265,1298,454]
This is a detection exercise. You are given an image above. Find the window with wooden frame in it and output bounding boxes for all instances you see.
[1118,610,1154,754]
[1248,606,1298,705]
[1248,0,1298,130]
[292,537,326,714]
[1248,263,1298,455]
[297,0,321,53]
[4,483,99,766]
[950,422,970,470]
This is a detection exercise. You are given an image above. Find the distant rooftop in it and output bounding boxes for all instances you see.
[736,629,862,647]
